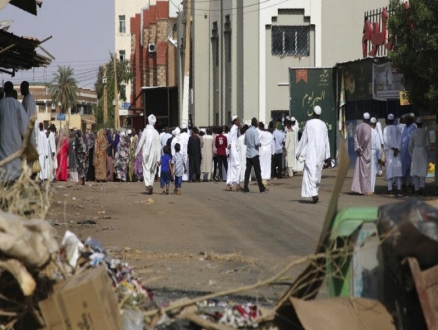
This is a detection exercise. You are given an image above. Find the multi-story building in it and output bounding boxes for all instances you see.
[14,83,97,131]
[185,0,389,126]
[115,0,157,116]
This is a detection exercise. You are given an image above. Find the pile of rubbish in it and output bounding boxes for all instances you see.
[1,197,438,330]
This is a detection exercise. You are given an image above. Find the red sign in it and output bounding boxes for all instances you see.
[296,69,308,83]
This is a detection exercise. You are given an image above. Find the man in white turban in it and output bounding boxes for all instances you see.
[295,105,330,203]
[135,114,161,194]
[351,112,372,195]
[383,114,402,196]
[226,115,242,191]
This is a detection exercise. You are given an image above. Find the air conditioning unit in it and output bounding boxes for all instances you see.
[148,43,156,53]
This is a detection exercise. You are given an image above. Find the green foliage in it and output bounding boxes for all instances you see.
[48,66,79,113]
[388,0,438,110]
[94,54,133,126]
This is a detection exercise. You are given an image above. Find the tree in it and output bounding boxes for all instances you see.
[94,54,133,127]
[388,0,438,110]
[49,65,79,114]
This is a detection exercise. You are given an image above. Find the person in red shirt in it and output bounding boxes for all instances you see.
[215,128,228,182]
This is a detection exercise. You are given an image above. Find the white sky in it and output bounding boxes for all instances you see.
[0,0,115,89]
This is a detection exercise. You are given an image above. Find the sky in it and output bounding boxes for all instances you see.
[0,0,115,89]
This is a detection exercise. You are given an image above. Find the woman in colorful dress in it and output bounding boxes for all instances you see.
[106,129,114,181]
[75,130,88,185]
[133,130,143,182]
[114,133,130,182]
[128,131,138,181]
[56,129,69,181]
[94,129,108,182]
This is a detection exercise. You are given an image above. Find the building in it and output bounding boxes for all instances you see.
[128,0,179,129]
[14,83,98,131]
[184,0,389,126]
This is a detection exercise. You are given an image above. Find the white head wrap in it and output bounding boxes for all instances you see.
[232,115,238,122]
[148,114,156,125]
[285,116,291,121]
[127,129,132,135]
[388,114,395,120]
[314,106,322,115]
[264,124,268,130]
[175,127,181,135]
[370,117,377,124]
[363,112,370,120]
[291,116,296,122]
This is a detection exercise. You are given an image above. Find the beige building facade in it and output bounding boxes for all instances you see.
[186,0,389,126]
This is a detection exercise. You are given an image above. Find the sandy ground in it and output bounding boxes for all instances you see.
[46,168,437,305]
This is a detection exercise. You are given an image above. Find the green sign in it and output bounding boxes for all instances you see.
[289,68,336,157]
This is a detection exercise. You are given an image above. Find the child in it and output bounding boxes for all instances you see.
[159,146,172,195]
[171,143,187,195]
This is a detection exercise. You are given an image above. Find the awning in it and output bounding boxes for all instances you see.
[0,0,42,15]
[0,30,52,73]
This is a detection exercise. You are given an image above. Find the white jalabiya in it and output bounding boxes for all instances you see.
[48,131,58,171]
[180,131,190,181]
[200,135,213,180]
[38,131,50,180]
[258,129,273,180]
[285,127,298,176]
[371,128,382,192]
[135,124,161,188]
[383,125,402,180]
[295,119,330,198]
[226,124,241,186]
[238,134,250,182]
[409,127,430,178]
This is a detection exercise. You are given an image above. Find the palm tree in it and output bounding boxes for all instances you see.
[49,65,79,116]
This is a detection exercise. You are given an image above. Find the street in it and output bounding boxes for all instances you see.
[48,167,436,304]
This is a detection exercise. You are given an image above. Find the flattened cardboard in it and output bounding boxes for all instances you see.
[39,266,123,330]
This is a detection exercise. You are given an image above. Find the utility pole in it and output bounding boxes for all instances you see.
[181,0,192,126]
[103,64,108,124]
[114,54,119,129]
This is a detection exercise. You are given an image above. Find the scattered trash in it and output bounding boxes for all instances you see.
[141,198,155,205]
[77,219,97,225]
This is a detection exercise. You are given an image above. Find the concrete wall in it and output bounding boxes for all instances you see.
[321,0,389,66]
[265,10,315,121]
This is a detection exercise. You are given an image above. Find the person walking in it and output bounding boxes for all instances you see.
[0,81,29,183]
[56,129,69,181]
[409,117,430,195]
[238,125,249,183]
[180,124,190,181]
[75,130,88,186]
[135,114,161,194]
[226,115,242,191]
[285,117,298,177]
[383,114,402,196]
[94,129,108,182]
[351,112,372,195]
[259,123,273,187]
[201,128,214,181]
[187,127,202,182]
[215,127,228,182]
[159,145,172,194]
[48,124,58,180]
[272,121,285,179]
[243,118,266,193]
[295,106,330,204]
[370,118,382,193]
[171,143,187,195]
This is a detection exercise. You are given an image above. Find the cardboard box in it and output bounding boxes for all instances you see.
[39,266,123,330]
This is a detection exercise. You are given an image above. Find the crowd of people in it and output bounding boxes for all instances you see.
[352,112,430,196]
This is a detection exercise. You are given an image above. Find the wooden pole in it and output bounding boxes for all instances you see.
[103,64,108,124]
[181,0,192,126]
[114,54,119,129]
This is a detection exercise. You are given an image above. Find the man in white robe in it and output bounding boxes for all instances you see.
[370,118,382,193]
[375,120,384,176]
[409,117,430,195]
[258,124,273,187]
[200,128,214,181]
[48,125,58,180]
[180,123,190,181]
[383,114,402,196]
[135,114,161,194]
[37,123,49,181]
[285,116,298,177]
[295,106,330,204]
[351,112,372,195]
[171,128,182,156]
[226,115,242,191]
[0,82,29,182]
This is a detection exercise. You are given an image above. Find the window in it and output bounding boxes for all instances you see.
[119,50,126,61]
[271,26,310,56]
[119,15,126,33]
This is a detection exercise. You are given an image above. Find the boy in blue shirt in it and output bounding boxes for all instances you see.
[159,146,172,195]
